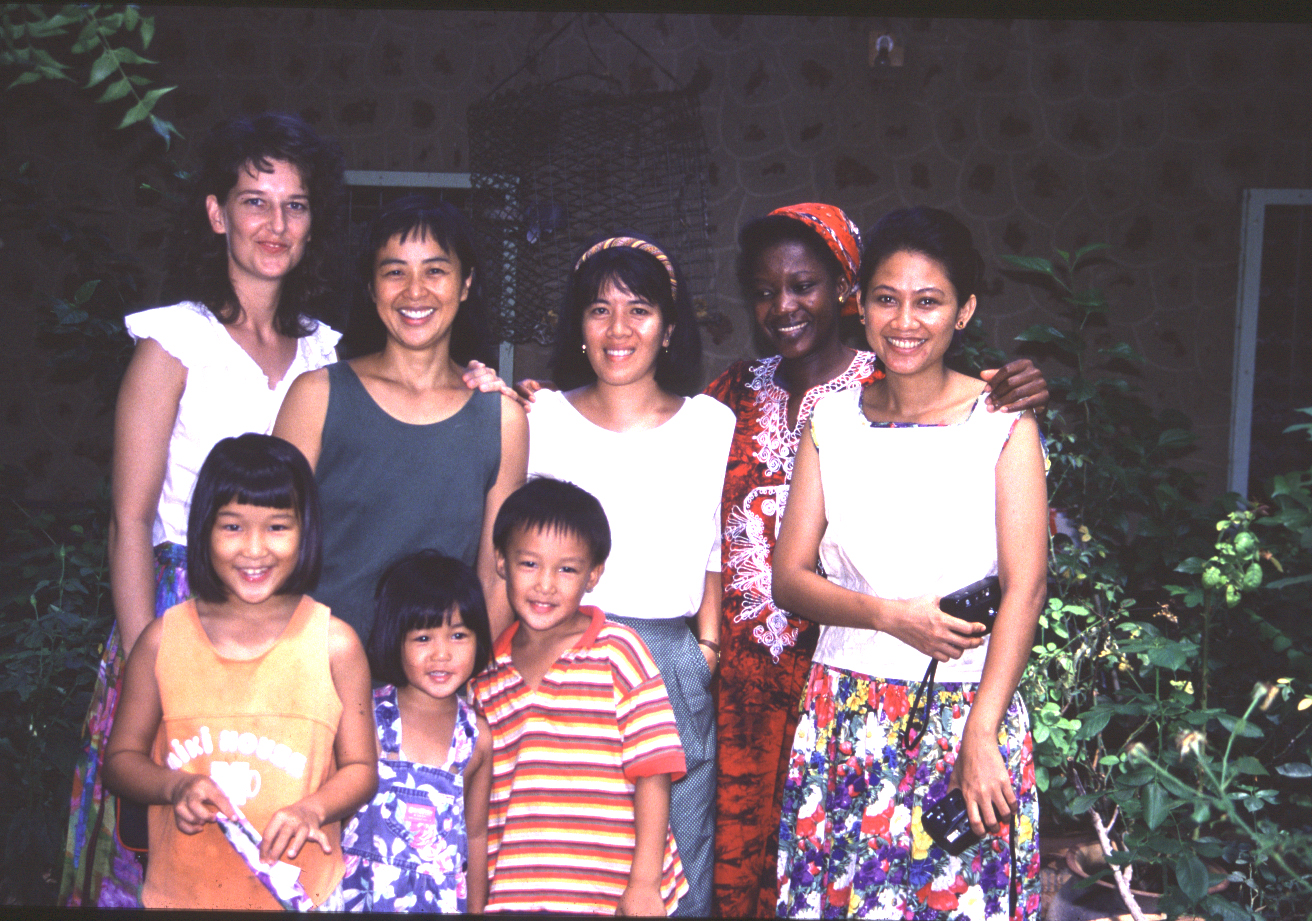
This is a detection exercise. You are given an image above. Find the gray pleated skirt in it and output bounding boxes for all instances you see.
[608,614,715,918]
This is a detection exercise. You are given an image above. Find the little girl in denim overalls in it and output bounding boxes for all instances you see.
[340,551,494,912]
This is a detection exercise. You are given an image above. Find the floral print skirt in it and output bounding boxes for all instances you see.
[58,543,188,907]
[776,663,1041,920]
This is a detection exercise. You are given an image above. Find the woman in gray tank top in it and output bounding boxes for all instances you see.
[275,196,528,642]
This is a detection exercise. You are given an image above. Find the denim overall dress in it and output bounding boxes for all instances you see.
[340,686,476,912]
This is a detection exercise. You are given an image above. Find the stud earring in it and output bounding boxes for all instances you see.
[581,343,587,353]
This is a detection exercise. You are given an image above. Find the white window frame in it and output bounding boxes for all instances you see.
[1229,188,1312,494]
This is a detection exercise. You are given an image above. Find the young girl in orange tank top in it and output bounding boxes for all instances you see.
[103,434,377,910]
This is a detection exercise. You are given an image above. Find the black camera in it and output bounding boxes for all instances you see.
[921,788,981,855]
[939,576,1001,633]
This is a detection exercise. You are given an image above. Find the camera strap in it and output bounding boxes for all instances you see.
[900,658,1024,918]
[900,657,938,755]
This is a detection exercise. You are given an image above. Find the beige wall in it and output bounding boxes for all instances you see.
[5,10,1312,500]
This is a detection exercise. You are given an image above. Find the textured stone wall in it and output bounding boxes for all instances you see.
[5,10,1312,500]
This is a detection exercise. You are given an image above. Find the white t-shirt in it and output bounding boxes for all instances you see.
[527,389,734,621]
[808,389,1022,682]
[124,302,340,546]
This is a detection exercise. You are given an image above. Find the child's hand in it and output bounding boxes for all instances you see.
[170,773,236,835]
[258,802,331,865]
[616,880,666,917]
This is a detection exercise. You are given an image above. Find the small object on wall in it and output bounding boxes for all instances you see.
[870,32,904,68]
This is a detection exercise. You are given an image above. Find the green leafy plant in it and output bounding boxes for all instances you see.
[1,4,181,904]
[0,498,112,905]
[1008,238,1312,920]
[1,3,179,143]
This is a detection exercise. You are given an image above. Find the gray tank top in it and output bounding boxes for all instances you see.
[313,361,501,640]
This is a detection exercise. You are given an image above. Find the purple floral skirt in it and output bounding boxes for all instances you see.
[58,542,188,907]
[776,663,1041,920]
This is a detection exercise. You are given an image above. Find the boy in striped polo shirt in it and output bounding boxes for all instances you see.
[472,477,689,915]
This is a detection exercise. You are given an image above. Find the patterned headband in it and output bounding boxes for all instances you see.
[574,236,678,298]
[769,202,862,316]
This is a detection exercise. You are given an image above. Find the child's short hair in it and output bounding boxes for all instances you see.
[492,476,611,566]
[366,550,492,686]
[186,434,322,603]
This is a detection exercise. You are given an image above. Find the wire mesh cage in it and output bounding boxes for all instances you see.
[468,84,714,346]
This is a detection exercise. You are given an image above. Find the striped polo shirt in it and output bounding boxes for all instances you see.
[472,605,689,914]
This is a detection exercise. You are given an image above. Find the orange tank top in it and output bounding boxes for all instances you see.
[143,596,344,909]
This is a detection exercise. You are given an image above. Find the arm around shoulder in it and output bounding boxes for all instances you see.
[272,368,331,471]
[479,395,529,638]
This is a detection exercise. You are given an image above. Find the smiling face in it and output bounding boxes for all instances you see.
[496,523,603,639]
[580,277,672,388]
[208,501,301,606]
[371,230,472,352]
[859,249,976,378]
[399,609,479,700]
[747,239,846,361]
[206,159,311,289]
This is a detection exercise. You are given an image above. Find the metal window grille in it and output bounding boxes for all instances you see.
[468,84,715,345]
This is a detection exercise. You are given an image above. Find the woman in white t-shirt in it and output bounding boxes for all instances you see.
[59,113,346,908]
[525,233,733,917]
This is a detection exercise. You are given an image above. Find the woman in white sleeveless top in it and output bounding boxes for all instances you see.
[773,207,1048,920]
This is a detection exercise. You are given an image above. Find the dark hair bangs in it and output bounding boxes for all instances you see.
[366,550,492,687]
[550,233,703,396]
[186,434,322,604]
[342,195,492,364]
[492,476,611,566]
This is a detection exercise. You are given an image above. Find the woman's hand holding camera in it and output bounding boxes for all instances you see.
[880,595,986,662]
[949,724,1017,838]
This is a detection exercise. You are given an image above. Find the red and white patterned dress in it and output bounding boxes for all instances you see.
[705,351,881,918]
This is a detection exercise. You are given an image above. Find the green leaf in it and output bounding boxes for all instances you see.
[1276,762,1312,778]
[1157,428,1195,450]
[1072,242,1110,263]
[1269,572,1312,590]
[7,70,43,88]
[112,46,154,66]
[1143,782,1169,829]
[1175,852,1209,903]
[1075,706,1113,740]
[73,280,99,305]
[117,85,174,129]
[1097,342,1144,364]
[71,17,100,54]
[1002,255,1056,276]
[140,14,154,49]
[1015,324,1069,345]
[1069,792,1102,812]
[124,6,140,31]
[96,76,131,103]
[85,49,116,88]
[1217,713,1264,739]
[1228,755,1268,776]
